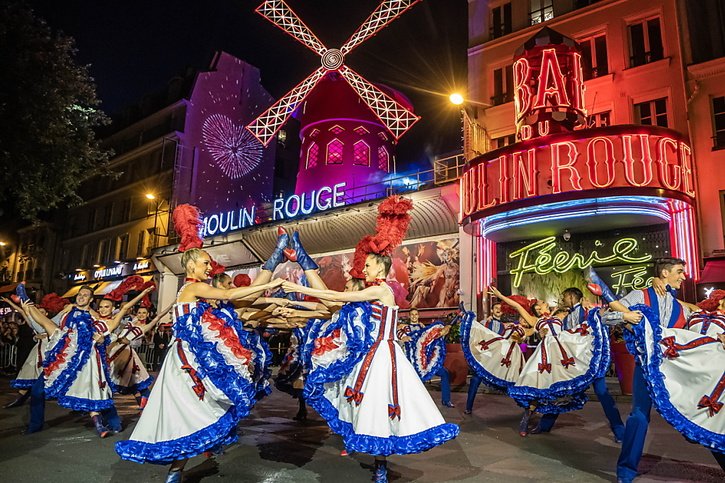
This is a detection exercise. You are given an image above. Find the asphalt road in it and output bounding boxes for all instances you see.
[0,376,722,482]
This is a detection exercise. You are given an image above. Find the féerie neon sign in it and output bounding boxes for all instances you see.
[610,266,653,294]
[508,236,652,287]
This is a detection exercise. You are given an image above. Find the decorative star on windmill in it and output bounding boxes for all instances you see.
[246,0,422,147]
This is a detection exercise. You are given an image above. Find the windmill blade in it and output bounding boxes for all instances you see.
[340,0,421,56]
[246,67,326,147]
[255,0,327,56]
[338,66,420,141]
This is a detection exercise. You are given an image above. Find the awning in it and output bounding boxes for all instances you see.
[0,283,18,293]
[699,260,725,284]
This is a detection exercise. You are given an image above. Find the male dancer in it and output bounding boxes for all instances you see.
[531,287,625,440]
[594,258,724,482]
[484,302,505,335]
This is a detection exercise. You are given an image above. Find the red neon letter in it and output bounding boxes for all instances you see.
[568,52,585,113]
[679,142,695,198]
[622,134,654,187]
[513,58,532,120]
[477,162,497,210]
[656,137,681,191]
[513,148,538,200]
[534,49,570,109]
[586,136,616,188]
[550,141,582,194]
[498,154,511,203]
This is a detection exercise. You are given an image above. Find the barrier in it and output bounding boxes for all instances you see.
[0,344,17,371]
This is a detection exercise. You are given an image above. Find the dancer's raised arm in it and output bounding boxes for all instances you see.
[282,281,389,304]
[107,286,155,333]
[488,286,537,327]
[183,278,283,303]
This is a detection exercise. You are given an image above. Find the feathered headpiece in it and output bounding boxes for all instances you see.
[173,204,203,252]
[105,275,145,302]
[500,294,536,316]
[139,279,156,308]
[697,289,725,312]
[234,274,251,287]
[40,293,70,315]
[210,260,226,277]
[350,196,414,279]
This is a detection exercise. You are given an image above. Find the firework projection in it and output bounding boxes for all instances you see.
[230,237,460,309]
[175,52,276,214]
[201,114,263,179]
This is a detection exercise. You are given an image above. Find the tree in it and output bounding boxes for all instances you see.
[0,2,111,221]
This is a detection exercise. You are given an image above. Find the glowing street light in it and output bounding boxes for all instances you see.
[449,93,464,105]
[145,193,156,200]
[0,241,7,247]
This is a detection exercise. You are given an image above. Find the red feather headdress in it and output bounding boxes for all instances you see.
[698,289,725,312]
[349,196,414,279]
[40,293,70,315]
[234,274,251,287]
[173,204,203,252]
[106,275,145,302]
[500,294,536,316]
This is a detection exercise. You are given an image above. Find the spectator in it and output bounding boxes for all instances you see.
[152,323,172,371]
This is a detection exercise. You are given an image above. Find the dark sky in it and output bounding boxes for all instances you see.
[28,0,468,172]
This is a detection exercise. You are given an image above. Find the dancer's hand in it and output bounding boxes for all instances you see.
[623,311,643,324]
[538,327,549,337]
[652,278,667,296]
[266,278,284,290]
[488,286,503,298]
[282,281,304,294]
[93,332,105,344]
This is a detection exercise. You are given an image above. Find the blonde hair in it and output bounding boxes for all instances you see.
[181,248,207,274]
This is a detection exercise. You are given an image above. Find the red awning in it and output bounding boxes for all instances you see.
[699,260,725,284]
[0,283,18,293]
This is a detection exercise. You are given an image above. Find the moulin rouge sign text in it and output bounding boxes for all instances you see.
[461,127,695,220]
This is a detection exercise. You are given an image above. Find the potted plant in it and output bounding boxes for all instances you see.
[609,325,634,396]
[443,321,468,387]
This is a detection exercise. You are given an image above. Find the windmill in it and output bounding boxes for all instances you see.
[246,0,422,147]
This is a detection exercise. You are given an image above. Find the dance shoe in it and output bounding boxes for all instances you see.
[15,281,30,303]
[584,267,616,303]
[164,470,183,483]
[529,425,548,435]
[463,409,472,415]
[374,460,388,483]
[442,401,455,408]
[262,227,290,272]
[518,410,532,437]
[92,415,110,438]
[340,450,349,456]
[139,396,149,410]
[4,392,30,409]
[290,232,318,271]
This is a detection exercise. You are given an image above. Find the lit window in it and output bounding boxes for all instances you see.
[530,0,554,25]
[585,111,611,128]
[354,126,370,136]
[327,139,344,164]
[309,128,320,138]
[306,142,319,169]
[713,96,725,150]
[329,125,344,134]
[628,17,664,67]
[579,34,609,80]
[492,65,514,105]
[378,132,389,141]
[353,141,370,166]
[377,146,390,171]
[635,98,668,127]
[492,134,516,149]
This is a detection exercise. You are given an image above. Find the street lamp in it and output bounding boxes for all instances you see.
[448,93,491,161]
[144,193,168,250]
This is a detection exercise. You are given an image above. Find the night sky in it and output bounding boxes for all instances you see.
[28,0,468,172]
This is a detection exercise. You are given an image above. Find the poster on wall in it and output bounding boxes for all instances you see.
[230,237,460,309]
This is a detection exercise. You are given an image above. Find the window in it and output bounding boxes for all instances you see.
[491,3,512,39]
[580,34,608,80]
[353,141,370,166]
[116,234,129,261]
[102,202,113,229]
[585,111,611,128]
[80,244,90,268]
[326,139,344,164]
[530,0,554,25]
[492,134,516,149]
[629,18,664,67]
[713,96,725,150]
[97,239,109,264]
[120,199,132,223]
[353,126,369,136]
[635,98,668,127]
[377,132,389,141]
[136,230,148,258]
[306,143,319,169]
[378,146,390,171]
[328,125,344,135]
[309,128,320,138]
[492,65,514,105]
[88,207,98,232]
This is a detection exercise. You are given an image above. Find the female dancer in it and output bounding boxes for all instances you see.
[107,303,173,409]
[115,204,284,482]
[282,196,459,482]
[489,286,606,436]
[3,295,50,408]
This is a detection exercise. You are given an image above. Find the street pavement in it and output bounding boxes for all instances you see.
[0,376,722,482]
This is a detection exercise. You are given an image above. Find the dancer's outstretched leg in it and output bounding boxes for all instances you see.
[256,227,290,285]
[374,456,388,483]
[165,459,187,483]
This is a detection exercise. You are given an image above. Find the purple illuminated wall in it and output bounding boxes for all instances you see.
[175,52,276,215]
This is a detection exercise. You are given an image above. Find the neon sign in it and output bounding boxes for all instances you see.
[94,265,124,280]
[73,273,86,282]
[460,126,696,222]
[202,182,347,237]
[508,236,652,287]
[610,265,653,295]
[133,260,150,271]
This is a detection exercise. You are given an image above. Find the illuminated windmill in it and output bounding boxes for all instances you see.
[246,0,421,147]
